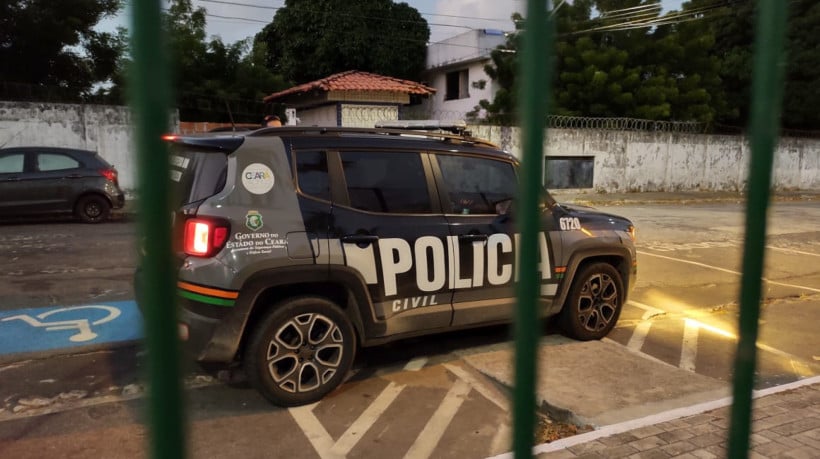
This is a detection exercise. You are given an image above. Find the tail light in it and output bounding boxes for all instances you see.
[183,218,230,257]
[100,168,118,183]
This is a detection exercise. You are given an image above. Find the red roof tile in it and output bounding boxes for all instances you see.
[263,70,435,103]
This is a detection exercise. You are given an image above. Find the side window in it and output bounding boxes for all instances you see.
[437,155,517,214]
[295,150,331,201]
[340,151,431,214]
[0,153,25,173]
[37,153,80,172]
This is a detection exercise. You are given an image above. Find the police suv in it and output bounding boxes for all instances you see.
[160,122,637,407]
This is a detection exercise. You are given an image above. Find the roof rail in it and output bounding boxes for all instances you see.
[247,124,498,149]
[374,119,467,134]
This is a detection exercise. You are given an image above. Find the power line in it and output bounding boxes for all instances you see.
[197,0,515,24]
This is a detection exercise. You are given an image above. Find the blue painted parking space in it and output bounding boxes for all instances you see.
[0,300,143,356]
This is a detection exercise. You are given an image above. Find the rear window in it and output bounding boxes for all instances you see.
[169,146,228,206]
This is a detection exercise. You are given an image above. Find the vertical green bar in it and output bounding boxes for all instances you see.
[130,1,186,458]
[513,1,553,457]
[728,1,788,457]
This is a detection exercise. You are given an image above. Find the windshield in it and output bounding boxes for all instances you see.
[169,146,228,207]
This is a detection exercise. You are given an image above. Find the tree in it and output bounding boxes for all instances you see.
[154,0,289,122]
[473,1,735,125]
[783,0,820,131]
[0,0,125,100]
[254,0,430,84]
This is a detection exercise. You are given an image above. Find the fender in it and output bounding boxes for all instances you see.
[552,244,633,315]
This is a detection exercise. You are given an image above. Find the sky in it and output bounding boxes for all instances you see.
[102,1,684,46]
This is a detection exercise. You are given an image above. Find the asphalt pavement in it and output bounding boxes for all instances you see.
[2,189,818,457]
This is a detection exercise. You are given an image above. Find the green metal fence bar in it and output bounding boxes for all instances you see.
[513,1,553,457]
[728,1,788,457]
[131,1,186,458]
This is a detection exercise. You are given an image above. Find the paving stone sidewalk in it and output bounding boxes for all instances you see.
[534,383,820,458]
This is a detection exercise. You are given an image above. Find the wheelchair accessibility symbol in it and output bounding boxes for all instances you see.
[0,305,122,343]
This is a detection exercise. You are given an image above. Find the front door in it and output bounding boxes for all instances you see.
[431,152,559,327]
[0,150,30,216]
[331,150,453,337]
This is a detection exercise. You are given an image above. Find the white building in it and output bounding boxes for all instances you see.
[423,29,507,121]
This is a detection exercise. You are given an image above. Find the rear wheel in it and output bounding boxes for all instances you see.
[244,296,356,407]
[560,262,623,341]
[75,195,110,223]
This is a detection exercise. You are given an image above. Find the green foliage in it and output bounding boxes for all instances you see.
[0,0,125,100]
[127,0,288,122]
[473,0,820,132]
[254,0,430,84]
[783,0,820,131]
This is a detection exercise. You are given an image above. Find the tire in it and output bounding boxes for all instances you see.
[244,296,356,407]
[560,262,623,341]
[75,195,111,223]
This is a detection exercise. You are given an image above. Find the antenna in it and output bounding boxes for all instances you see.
[224,99,237,132]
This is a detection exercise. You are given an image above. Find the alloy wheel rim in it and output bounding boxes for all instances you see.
[265,313,344,393]
[576,273,618,333]
[86,202,102,218]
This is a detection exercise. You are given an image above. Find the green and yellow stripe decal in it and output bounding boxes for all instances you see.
[177,281,238,307]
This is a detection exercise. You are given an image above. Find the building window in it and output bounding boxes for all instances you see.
[545,157,595,189]
[445,69,469,100]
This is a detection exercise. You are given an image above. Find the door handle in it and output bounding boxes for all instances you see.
[66,174,82,179]
[342,234,379,247]
[458,233,488,242]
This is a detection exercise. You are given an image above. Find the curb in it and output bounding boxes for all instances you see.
[0,339,141,366]
[486,375,820,458]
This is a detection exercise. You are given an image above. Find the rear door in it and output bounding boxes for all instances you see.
[330,149,453,337]
[30,150,84,212]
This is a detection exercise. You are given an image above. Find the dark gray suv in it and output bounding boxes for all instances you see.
[153,125,637,406]
[0,146,125,222]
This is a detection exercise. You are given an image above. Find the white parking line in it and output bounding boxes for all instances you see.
[331,382,404,456]
[403,380,471,459]
[629,300,666,320]
[289,382,405,458]
[637,250,820,294]
[444,363,508,412]
[766,246,820,257]
[404,357,428,371]
[625,300,819,376]
[626,321,651,352]
[680,320,699,372]
[289,403,341,459]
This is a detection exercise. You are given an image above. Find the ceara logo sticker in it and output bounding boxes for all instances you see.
[242,163,275,195]
[245,210,264,231]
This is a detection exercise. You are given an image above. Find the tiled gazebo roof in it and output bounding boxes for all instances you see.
[263,70,435,103]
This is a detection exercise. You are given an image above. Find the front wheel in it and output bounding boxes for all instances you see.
[244,296,356,407]
[560,262,623,341]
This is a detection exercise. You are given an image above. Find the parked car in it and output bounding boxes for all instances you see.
[138,122,637,406]
[0,147,125,223]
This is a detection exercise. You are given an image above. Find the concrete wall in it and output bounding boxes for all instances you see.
[470,126,820,192]
[2,101,818,194]
[0,101,178,195]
